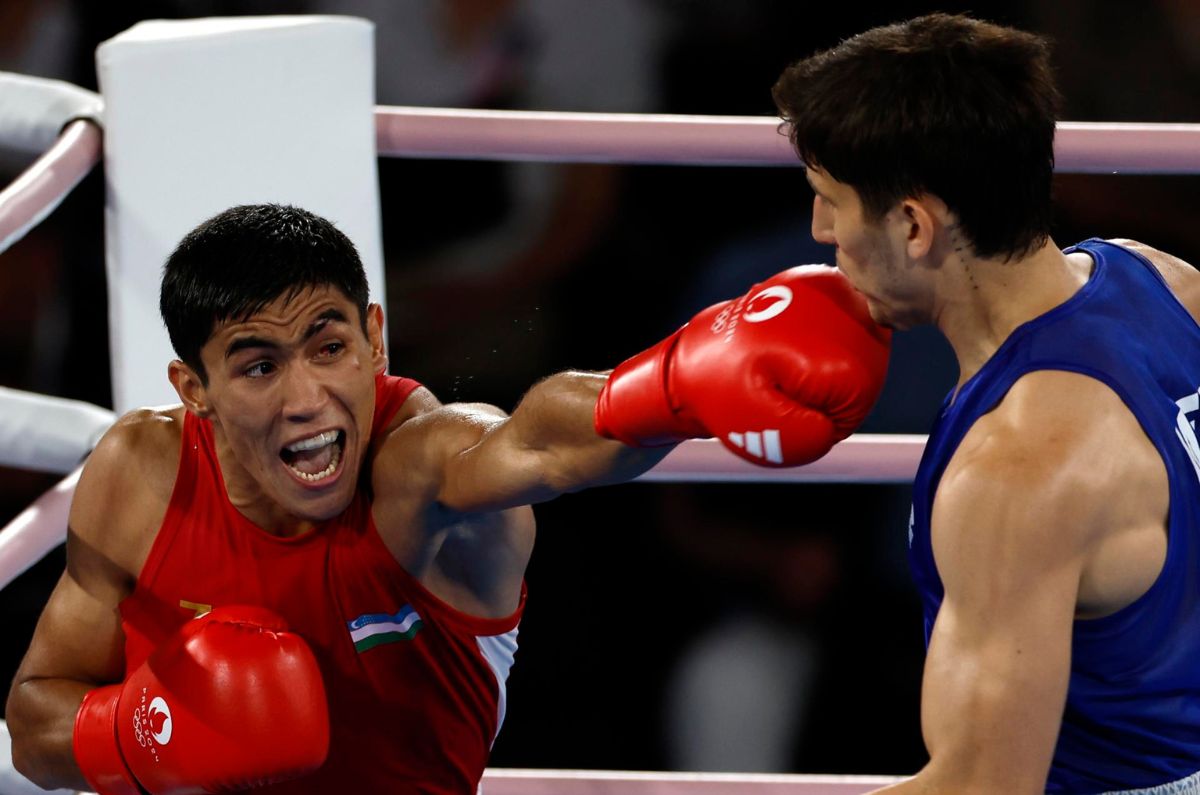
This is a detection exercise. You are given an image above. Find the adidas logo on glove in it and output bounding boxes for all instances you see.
[726,430,783,464]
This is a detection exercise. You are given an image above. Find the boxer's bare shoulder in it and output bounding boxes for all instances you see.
[70,405,183,582]
[370,396,538,618]
[938,368,1167,618]
[1110,238,1200,321]
[369,397,528,550]
[377,384,442,439]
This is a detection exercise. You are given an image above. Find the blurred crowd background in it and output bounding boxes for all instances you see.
[1,0,1198,777]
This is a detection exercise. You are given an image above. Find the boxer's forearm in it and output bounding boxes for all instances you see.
[510,370,672,490]
[6,677,92,791]
[435,370,671,514]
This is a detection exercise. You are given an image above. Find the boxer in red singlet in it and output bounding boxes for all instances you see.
[6,204,888,793]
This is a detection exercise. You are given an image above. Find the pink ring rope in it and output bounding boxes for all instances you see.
[0,119,101,256]
[4,107,1198,594]
[479,769,900,793]
[374,106,1200,173]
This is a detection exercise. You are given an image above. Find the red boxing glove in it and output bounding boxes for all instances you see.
[73,605,329,794]
[595,265,891,467]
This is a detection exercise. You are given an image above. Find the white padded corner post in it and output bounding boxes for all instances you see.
[96,16,384,412]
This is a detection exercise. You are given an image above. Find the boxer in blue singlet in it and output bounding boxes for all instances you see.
[774,13,1200,794]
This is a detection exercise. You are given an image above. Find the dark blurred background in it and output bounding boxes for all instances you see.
[1,0,1198,778]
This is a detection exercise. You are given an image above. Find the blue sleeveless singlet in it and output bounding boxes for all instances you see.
[908,239,1200,793]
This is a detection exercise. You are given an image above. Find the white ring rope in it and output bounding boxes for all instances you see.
[0,72,102,155]
[0,72,103,256]
[375,106,1200,173]
[0,387,114,474]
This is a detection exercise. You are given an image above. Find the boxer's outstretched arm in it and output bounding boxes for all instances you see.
[401,266,890,514]
[393,370,669,515]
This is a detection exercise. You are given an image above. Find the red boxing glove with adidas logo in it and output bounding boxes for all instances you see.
[594,266,891,467]
[73,605,329,794]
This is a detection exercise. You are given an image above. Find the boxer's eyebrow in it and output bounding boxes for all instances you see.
[301,309,348,342]
[226,336,276,358]
[225,309,348,358]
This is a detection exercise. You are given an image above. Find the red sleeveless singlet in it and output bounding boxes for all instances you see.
[118,374,525,793]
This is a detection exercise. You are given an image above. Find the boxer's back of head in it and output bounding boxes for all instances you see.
[160,203,369,381]
[773,13,1061,260]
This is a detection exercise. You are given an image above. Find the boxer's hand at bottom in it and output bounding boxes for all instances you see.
[73,605,329,794]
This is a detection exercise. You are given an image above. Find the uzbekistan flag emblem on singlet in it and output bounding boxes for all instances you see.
[347,605,423,653]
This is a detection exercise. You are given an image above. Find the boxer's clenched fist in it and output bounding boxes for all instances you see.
[595,266,890,466]
[73,605,328,794]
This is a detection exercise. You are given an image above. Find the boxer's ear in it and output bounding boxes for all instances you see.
[366,303,387,375]
[169,360,210,417]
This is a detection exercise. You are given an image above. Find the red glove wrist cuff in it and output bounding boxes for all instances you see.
[74,685,141,795]
[594,329,706,446]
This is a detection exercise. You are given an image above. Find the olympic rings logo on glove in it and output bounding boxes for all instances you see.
[131,688,173,761]
[710,305,734,334]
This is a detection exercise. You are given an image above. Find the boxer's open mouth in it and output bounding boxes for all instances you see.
[280,430,345,483]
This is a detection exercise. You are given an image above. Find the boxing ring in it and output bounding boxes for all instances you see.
[1,15,1199,795]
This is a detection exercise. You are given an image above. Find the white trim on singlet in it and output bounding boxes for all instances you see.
[476,625,520,744]
[1098,769,1200,795]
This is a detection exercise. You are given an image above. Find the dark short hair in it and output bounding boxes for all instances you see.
[772,13,1061,260]
[160,204,370,382]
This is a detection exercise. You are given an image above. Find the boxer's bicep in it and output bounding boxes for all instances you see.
[30,423,146,685]
[19,527,128,686]
[918,425,1095,792]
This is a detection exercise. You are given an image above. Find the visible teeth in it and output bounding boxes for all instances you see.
[286,430,340,452]
[288,445,341,482]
